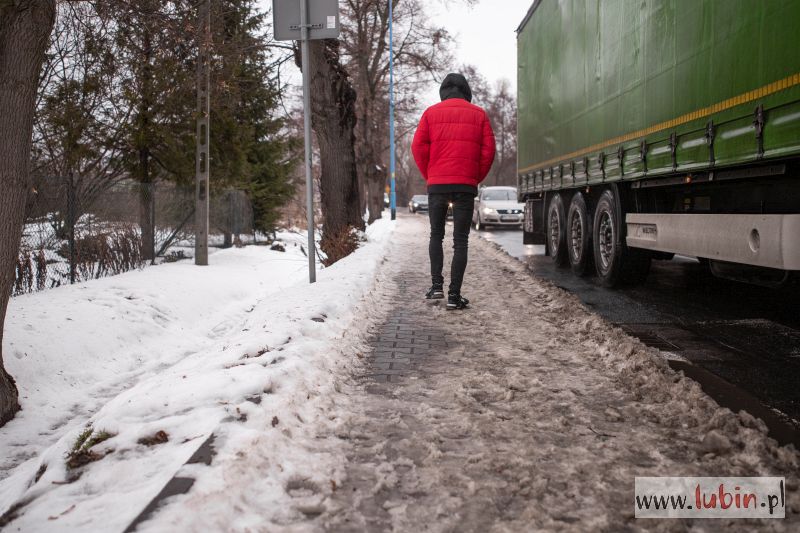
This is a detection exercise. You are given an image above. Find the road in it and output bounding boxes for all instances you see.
[476,226,800,446]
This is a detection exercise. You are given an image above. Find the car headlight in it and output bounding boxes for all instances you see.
[412,203,419,207]
[482,207,496,215]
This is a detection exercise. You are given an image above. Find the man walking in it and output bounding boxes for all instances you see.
[411,73,496,310]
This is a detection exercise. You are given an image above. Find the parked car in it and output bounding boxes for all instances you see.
[473,186,524,230]
[408,194,429,213]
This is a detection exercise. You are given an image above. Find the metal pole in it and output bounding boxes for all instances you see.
[389,0,396,220]
[67,173,76,284]
[195,0,211,266]
[300,0,316,283]
[149,181,156,264]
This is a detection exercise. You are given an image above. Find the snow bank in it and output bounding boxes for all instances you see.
[0,219,395,531]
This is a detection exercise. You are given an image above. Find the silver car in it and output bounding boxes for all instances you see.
[408,194,429,213]
[473,186,524,230]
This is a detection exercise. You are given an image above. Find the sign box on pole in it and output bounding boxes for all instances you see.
[273,0,340,41]
[273,0,341,283]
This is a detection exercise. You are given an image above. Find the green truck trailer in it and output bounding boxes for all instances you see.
[517,0,800,286]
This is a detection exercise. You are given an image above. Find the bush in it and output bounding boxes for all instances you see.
[321,226,361,266]
[15,225,145,295]
[13,250,48,295]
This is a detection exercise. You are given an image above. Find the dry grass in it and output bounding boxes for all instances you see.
[14,225,146,295]
[13,250,48,295]
[321,225,361,266]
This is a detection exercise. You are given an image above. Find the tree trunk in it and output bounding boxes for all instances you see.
[366,176,384,223]
[0,1,56,427]
[297,40,363,263]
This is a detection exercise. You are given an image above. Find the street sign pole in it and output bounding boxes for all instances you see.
[389,0,396,221]
[300,0,316,283]
[273,0,339,283]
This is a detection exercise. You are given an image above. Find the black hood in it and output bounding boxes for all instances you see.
[439,73,473,103]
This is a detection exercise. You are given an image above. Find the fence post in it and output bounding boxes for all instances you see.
[67,172,76,284]
[222,189,232,248]
[232,190,239,237]
[252,193,257,245]
[149,182,156,264]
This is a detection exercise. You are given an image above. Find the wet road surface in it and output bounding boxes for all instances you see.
[476,226,800,446]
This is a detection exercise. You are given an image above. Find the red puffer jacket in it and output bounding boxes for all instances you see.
[412,98,496,190]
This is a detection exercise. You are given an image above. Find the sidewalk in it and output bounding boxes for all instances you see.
[321,215,798,532]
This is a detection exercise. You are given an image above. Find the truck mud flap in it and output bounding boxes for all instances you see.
[524,197,546,245]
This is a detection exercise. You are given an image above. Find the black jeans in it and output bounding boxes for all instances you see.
[428,192,474,294]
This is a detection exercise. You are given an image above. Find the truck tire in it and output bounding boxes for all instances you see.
[567,192,593,276]
[593,188,650,286]
[547,193,569,266]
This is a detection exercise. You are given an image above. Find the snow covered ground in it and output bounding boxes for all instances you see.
[2,214,798,531]
[0,220,394,531]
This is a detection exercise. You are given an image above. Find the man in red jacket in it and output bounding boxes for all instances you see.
[412,73,496,310]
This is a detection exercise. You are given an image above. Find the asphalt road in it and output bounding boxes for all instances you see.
[477,226,800,446]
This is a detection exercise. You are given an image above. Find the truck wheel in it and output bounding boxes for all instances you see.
[567,192,593,276]
[593,191,624,286]
[593,189,650,286]
[547,193,568,266]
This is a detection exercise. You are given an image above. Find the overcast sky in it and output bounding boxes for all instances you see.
[263,0,533,106]
[424,0,531,105]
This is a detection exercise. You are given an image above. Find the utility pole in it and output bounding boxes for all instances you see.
[195,0,211,266]
[389,0,396,220]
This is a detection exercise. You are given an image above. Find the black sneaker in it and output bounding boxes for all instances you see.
[446,292,469,310]
[426,284,444,300]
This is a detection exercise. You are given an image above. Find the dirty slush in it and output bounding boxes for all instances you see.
[321,217,798,532]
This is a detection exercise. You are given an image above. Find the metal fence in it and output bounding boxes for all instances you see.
[15,176,255,296]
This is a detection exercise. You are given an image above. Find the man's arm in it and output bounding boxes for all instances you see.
[411,112,431,180]
[478,112,496,182]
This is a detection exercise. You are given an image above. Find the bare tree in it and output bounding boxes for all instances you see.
[484,79,516,186]
[461,65,516,187]
[0,0,57,426]
[395,133,425,205]
[341,0,455,222]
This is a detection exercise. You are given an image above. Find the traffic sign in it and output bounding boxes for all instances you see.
[273,0,340,41]
[272,0,341,283]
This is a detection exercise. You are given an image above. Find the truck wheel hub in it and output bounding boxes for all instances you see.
[598,212,614,269]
